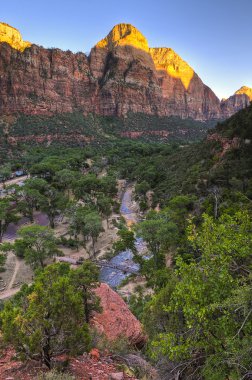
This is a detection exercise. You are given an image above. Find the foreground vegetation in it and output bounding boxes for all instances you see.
[2,261,99,368]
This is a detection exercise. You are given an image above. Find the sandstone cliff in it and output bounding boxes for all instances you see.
[221,86,252,118]
[0,22,249,121]
[0,22,31,51]
[235,86,252,100]
[96,23,149,52]
[149,47,221,120]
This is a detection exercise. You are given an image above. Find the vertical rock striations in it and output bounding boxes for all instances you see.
[149,47,221,120]
[0,22,250,121]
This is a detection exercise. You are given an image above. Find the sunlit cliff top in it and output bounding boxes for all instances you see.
[96,23,149,52]
[0,22,31,52]
[235,86,252,100]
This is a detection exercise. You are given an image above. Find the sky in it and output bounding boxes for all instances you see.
[1,0,252,99]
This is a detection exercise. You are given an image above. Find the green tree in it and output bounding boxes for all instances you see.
[149,212,252,380]
[0,198,19,242]
[39,186,67,228]
[17,179,67,228]
[84,211,103,255]
[24,177,48,193]
[1,263,91,369]
[67,204,90,243]
[16,178,46,222]
[167,195,196,231]
[0,244,7,272]
[70,261,101,323]
[135,180,150,196]
[67,205,103,254]
[135,218,163,268]
[99,175,117,197]
[53,169,81,196]
[135,211,179,269]
[73,174,99,201]
[96,195,113,226]
[112,229,137,256]
[143,274,177,340]
[30,159,66,182]
[0,164,11,186]
[13,225,61,268]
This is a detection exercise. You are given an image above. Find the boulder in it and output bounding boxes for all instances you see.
[92,283,146,347]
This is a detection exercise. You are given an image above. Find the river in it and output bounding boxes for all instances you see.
[100,185,146,288]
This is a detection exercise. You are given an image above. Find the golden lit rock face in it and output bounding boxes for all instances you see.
[96,24,194,89]
[96,23,149,52]
[150,47,194,90]
[235,86,252,100]
[0,22,31,52]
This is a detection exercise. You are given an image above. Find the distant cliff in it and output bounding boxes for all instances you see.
[0,22,250,121]
[221,86,252,118]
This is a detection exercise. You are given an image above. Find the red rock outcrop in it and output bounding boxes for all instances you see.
[207,132,241,158]
[92,283,146,347]
[121,130,170,138]
[0,22,250,122]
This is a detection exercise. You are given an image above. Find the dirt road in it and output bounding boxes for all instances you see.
[0,253,22,300]
[0,175,28,189]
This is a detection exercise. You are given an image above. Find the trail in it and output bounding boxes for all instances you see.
[0,287,20,300]
[7,254,21,290]
[0,253,21,300]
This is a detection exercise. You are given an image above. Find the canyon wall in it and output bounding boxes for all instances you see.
[0,22,250,121]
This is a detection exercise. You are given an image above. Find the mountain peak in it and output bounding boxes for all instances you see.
[0,22,31,52]
[96,23,149,52]
[235,86,252,100]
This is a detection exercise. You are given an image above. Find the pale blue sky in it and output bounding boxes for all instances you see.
[1,0,252,99]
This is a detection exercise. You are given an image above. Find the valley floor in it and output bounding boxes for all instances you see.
[0,179,147,300]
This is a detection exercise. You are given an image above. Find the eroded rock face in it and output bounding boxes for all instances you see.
[221,86,252,118]
[0,22,250,121]
[92,283,146,347]
[0,43,92,115]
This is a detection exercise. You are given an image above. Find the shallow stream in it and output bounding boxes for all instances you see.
[99,186,145,287]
